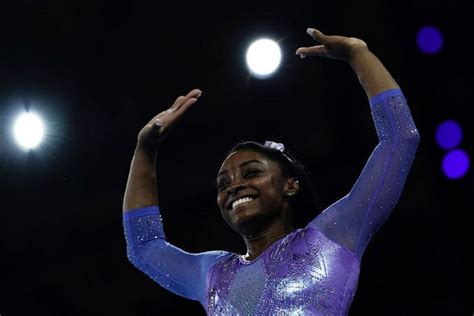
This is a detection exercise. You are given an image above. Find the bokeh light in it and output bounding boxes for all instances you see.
[245,38,282,79]
[435,120,462,150]
[442,149,470,179]
[417,26,443,54]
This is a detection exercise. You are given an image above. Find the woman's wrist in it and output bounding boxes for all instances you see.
[347,44,370,65]
[347,46,399,99]
[135,141,159,158]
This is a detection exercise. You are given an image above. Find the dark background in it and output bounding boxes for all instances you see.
[0,0,472,315]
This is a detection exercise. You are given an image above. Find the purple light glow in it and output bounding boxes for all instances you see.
[417,26,443,54]
[436,120,463,149]
[442,149,470,179]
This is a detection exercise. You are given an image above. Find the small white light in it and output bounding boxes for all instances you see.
[13,112,45,150]
[246,38,282,79]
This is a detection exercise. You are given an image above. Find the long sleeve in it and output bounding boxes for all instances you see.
[307,88,420,260]
[123,205,229,305]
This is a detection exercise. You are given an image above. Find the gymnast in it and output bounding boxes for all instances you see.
[122,27,420,314]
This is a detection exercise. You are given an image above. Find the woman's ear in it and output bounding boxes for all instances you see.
[285,178,300,196]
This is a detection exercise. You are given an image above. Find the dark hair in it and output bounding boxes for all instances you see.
[226,141,322,228]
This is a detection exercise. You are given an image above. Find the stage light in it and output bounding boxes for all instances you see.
[442,149,470,179]
[435,120,462,150]
[13,112,45,150]
[417,26,443,54]
[245,38,281,79]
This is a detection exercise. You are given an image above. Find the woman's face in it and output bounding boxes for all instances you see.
[216,149,291,234]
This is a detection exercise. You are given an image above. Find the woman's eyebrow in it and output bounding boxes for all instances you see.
[217,159,263,176]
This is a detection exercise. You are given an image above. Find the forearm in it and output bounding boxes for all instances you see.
[349,47,399,99]
[310,90,419,258]
[122,145,159,212]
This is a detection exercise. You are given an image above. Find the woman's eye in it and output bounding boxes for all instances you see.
[244,169,261,177]
[216,181,228,190]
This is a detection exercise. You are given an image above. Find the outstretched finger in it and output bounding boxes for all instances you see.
[306,28,328,43]
[170,95,186,111]
[174,97,198,118]
[171,89,202,111]
[187,88,202,98]
[295,45,328,58]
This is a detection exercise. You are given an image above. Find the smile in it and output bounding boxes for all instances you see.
[232,197,254,210]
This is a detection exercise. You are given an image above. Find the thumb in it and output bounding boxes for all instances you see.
[295,45,327,58]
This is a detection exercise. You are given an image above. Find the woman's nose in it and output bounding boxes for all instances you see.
[226,180,246,195]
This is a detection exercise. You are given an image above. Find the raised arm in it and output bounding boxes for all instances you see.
[296,28,420,260]
[123,89,202,212]
[122,90,229,304]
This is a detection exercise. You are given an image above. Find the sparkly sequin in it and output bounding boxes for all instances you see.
[207,227,359,315]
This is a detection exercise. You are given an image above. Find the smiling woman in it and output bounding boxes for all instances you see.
[217,149,297,243]
[216,142,321,252]
[122,27,420,315]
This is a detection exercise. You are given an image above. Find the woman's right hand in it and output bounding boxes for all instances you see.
[137,88,202,151]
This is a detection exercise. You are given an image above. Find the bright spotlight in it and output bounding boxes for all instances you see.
[13,112,45,150]
[246,38,282,79]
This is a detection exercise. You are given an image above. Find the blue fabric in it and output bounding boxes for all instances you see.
[123,88,420,311]
[206,226,360,314]
[123,205,229,303]
[309,88,420,259]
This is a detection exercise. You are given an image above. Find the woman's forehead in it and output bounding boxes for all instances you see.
[218,150,269,172]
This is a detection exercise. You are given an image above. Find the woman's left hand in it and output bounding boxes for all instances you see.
[295,28,368,63]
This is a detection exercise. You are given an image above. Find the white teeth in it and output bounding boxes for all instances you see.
[232,197,254,209]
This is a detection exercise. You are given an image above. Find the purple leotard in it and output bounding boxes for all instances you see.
[123,88,420,315]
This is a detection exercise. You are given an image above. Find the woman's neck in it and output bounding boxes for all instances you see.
[242,221,295,261]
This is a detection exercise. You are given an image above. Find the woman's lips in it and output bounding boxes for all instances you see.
[231,197,256,212]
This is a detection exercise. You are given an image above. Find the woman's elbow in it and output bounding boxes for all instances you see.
[126,246,144,268]
[398,128,421,147]
[408,128,420,144]
[408,128,421,145]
